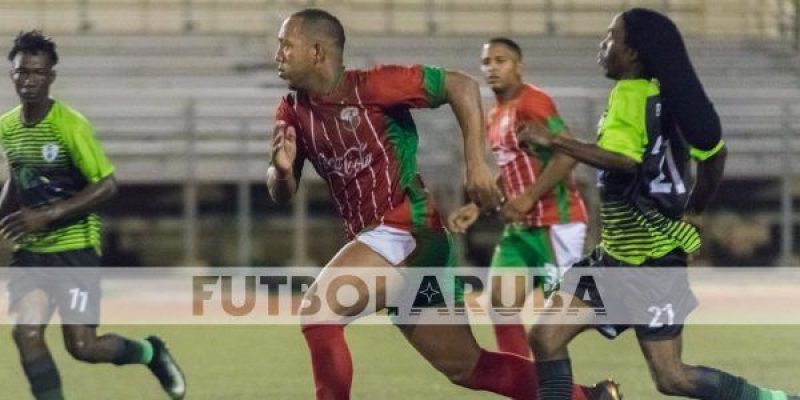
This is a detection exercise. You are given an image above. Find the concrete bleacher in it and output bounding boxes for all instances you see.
[0,32,796,183]
[0,0,788,39]
[0,2,793,266]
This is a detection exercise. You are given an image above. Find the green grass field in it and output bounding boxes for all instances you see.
[0,325,798,399]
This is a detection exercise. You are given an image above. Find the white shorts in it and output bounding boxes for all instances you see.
[549,222,587,267]
[356,225,417,266]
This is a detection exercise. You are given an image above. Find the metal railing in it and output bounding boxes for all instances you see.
[0,87,793,265]
[53,90,793,266]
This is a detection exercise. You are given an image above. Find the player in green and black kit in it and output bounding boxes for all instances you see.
[516,8,799,400]
[0,31,186,400]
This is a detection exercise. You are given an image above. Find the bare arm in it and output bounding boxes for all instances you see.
[266,121,301,205]
[444,70,502,210]
[517,122,638,173]
[548,134,637,173]
[51,175,118,221]
[526,152,577,202]
[0,176,18,219]
[501,150,579,222]
[0,175,117,241]
[267,166,298,205]
[445,70,485,173]
[687,145,727,214]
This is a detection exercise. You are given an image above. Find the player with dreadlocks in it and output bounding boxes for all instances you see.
[515,8,799,400]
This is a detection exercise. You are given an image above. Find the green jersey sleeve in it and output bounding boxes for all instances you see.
[689,139,725,161]
[60,111,115,183]
[596,82,650,163]
[421,65,447,108]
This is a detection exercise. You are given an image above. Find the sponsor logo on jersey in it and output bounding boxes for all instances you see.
[321,143,372,178]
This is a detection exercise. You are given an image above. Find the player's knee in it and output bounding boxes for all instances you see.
[652,371,692,396]
[65,338,100,363]
[425,354,476,386]
[441,362,475,387]
[12,325,45,351]
[528,325,559,358]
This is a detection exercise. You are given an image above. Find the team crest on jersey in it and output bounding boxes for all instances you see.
[339,107,361,132]
[41,143,60,162]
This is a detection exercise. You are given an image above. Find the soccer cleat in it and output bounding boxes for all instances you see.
[146,336,187,400]
[585,378,622,400]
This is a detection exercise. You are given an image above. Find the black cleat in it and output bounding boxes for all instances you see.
[585,378,622,400]
[146,336,187,400]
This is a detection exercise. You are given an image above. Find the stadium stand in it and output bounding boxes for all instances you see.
[0,33,794,182]
[0,0,794,265]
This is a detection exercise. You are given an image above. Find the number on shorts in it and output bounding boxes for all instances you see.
[69,288,88,313]
[648,303,675,328]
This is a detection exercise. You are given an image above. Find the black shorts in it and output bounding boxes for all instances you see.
[568,247,697,341]
[8,249,102,326]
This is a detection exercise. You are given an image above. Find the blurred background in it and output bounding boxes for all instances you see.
[0,0,795,267]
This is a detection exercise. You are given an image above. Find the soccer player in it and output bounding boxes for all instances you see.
[0,31,186,400]
[268,9,616,400]
[516,9,800,400]
[448,37,590,360]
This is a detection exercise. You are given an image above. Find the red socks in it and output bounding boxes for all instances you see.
[494,324,532,359]
[302,325,353,400]
[464,350,590,400]
[302,325,593,400]
[464,349,537,399]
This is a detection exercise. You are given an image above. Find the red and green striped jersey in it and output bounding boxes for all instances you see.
[0,100,115,254]
[487,83,588,227]
[276,65,448,239]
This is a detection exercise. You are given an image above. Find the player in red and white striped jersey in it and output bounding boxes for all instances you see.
[267,9,609,400]
[449,37,589,355]
[449,37,620,398]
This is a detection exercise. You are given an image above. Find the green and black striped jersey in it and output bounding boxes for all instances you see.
[596,79,723,265]
[0,100,114,254]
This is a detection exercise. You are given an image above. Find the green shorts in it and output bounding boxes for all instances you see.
[490,223,586,292]
[405,228,462,307]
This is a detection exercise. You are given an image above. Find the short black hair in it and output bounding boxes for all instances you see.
[622,8,720,150]
[8,30,58,66]
[487,37,522,60]
[292,8,346,52]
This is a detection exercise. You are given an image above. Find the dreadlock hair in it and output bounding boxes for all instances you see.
[8,30,59,66]
[622,8,720,150]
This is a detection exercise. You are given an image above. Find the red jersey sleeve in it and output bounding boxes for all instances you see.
[517,88,568,135]
[361,65,448,109]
